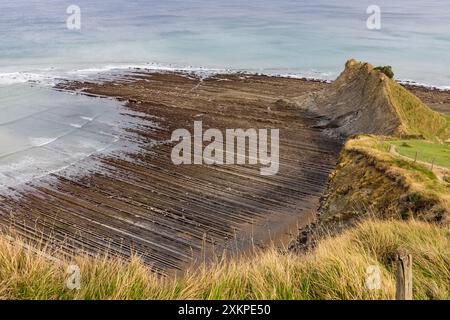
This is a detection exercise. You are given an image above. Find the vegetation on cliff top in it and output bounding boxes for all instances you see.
[374,65,394,79]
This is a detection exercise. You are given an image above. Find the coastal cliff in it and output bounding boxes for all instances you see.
[291,61,450,252]
[296,59,450,141]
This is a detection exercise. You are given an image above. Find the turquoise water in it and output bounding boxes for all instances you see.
[0,0,449,85]
[0,0,449,190]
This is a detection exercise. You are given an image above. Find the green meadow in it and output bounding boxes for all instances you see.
[390,140,450,168]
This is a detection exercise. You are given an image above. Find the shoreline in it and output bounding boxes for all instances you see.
[2,72,341,274]
[2,64,450,93]
[1,70,449,275]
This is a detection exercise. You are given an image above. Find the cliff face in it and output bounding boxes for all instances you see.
[296,59,449,141]
[291,136,449,253]
[290,60,450,252]
[320,145,448,224]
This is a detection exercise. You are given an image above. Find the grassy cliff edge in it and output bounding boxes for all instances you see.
[0,219,448,300]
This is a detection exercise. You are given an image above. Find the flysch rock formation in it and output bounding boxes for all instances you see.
[295,59,449,141]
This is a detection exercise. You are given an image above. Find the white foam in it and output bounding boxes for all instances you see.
[0,72,53,85]
[67,64,148,76]
[1,63,449,91]
[29,137,58,147]
[398,79,450,91]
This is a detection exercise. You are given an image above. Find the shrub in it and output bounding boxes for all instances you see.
[401,142,411,148]
[375,65,394,79]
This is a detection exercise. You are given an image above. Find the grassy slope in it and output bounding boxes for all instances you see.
[386,79,450,141]
[0,219,448,300]
[391,139,450,168]
[347,135,449,201]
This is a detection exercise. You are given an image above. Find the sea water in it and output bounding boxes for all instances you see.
[1,0,449,85]
[0,0,449,190]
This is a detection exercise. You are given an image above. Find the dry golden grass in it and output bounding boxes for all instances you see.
[0,219,448,300]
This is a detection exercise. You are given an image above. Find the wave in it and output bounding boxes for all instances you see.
[0,63,449,91]
[0,72,56,86]
[398,79,450,91]
[29,137,58,147]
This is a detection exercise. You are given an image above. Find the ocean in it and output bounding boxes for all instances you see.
[0,0,449,190]
[1,0,449,86]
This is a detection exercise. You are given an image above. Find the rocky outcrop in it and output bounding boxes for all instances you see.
[290,59,450,252]
[295,59,449,141]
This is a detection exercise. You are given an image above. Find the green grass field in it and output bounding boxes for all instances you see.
[390,140,450,168]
